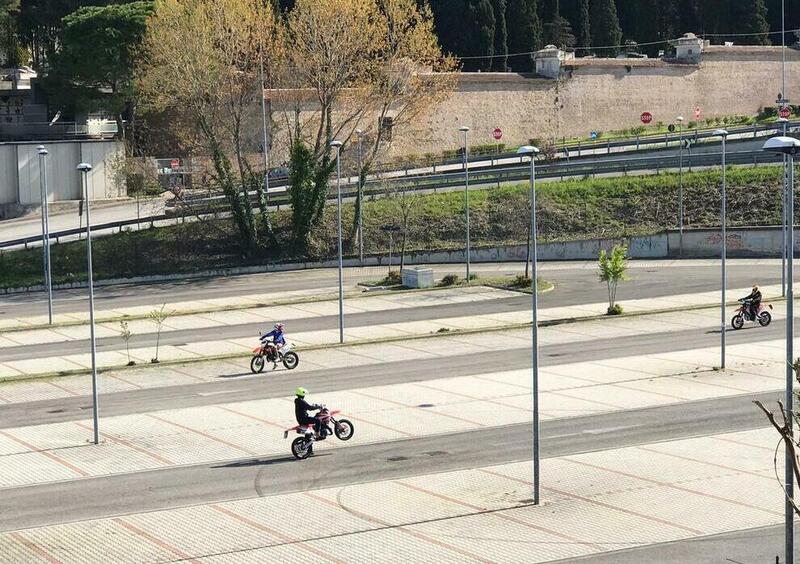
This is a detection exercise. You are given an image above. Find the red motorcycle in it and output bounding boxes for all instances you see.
[251,338,299,373]
[731,298,772,330]
[283,406,354,459]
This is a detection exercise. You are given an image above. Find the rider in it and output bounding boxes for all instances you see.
[294,387,323,438]
[260,323,286,363]
[742,284,762,320]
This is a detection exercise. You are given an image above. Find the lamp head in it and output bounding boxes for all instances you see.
[37,147,48,156]
[77,162,92,173]
[355,129,363,136]
[459,126,470,132]
[516,145,540,156]
[329,140,343,148]
[762,136,800,155]
[676,116,684,122]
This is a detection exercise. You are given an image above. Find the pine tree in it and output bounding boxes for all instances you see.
[731,0,771,45]
[492,0,508,70]
[468,0,496,70]
[507,0,541,71]
[574,0,590,54]
[590,0,623,56]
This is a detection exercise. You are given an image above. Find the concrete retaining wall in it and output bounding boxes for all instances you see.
[0,139,125,219]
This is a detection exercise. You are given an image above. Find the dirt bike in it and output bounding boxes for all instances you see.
[284,406,354,460]
[250,339,299,373]
[731,298,772,330]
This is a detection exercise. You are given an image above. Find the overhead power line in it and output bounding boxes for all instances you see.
[457,28,800,60]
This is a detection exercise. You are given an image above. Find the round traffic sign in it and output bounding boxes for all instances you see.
[492,128,502,140]
[170,158,180,171]
[694,106,702,120]
[640,112,653,124]
[780,106,791,119]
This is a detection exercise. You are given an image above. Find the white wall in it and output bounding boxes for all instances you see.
[0,139,123,207]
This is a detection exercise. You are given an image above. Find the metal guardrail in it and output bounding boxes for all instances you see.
[1,148,785,251]
[373,120,799,175]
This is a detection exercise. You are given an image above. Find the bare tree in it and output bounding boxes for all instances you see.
[137,0,284,253]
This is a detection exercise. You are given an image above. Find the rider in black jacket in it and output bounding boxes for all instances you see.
[294,387,322,436]
[743,284,762,320]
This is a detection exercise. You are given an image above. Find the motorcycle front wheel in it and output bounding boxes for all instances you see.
[759,311,772,327]
[283,352,299,370]
[731,315,744,330]
[334,419,354,441]
[291,437,312,459]
[250,355,265,373]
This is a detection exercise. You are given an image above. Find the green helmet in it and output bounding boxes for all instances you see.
[295,387,307,398]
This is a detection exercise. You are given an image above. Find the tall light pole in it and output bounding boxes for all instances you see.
[331,140,344,344]
[714,129,729,370]
[37,145,53,324]
[77,162,100,445]
[677,116,685,257]
[518,145,541,505]
[779,117,790,298]
[356,129,364,264]
[763,135,800,564]
[259,51,271,215]
[459,126,471,281]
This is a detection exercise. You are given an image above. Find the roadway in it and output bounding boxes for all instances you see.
[0,259,793,562]
[0,259,787,320]
[0,388,776,533]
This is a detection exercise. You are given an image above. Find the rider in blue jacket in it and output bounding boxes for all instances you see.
[261,323,286,363]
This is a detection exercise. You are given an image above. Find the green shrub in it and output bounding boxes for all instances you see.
[607,304,624,315]
[439,273,460,287]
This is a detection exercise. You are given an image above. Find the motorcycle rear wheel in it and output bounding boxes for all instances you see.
[758,311,772,327]
[334,419,354,441]
[283,352,299,370]
[250,355,265,373]
[291,437,312,459]
[731,315,744,330]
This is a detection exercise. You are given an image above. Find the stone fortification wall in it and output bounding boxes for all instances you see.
[383,46,800,158]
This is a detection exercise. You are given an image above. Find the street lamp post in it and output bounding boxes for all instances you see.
[518,145,541,505]
[356,129,364,264]
[459,126,471,281]
[331,140,344,344]
[37,146,53,324]
[714,129,729,370]
[259,51,271,215]
[763,135,800,564]
[779,118,790,298]
[77,163,100,445]
[677,116,684,257]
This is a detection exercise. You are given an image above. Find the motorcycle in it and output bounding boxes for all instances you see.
[284,406,354,459]
[731,298,772,330]
[251,338,299,373]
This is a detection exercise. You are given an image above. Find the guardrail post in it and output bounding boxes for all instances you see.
[607,140,611,154]
[753,123,757,138]
[577,141,581,157]
[665,133,668,148]
[636,135,640,150]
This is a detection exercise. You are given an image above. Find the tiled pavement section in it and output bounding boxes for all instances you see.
[0,337,785,489]
[0,427,785,563]
[0,300,782,401]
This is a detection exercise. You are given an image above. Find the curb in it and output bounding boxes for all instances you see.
[0,294,777,384]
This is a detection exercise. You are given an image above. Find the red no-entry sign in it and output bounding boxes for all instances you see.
[780,106,791,119]
[170,159,179,171]
[640,112,653,124]
[492,128,503,140]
